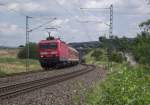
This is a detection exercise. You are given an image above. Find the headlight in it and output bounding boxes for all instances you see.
[40,55,44,58]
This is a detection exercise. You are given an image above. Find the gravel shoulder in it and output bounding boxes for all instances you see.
[0,66,106,105]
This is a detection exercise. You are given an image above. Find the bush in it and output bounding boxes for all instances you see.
[91,49,103,61]
[84,65,150,105]
[132,32,150,65]
[17,42,38,59]
[109,51,125,63]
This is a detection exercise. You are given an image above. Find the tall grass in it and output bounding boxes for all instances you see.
[0,57,41,76]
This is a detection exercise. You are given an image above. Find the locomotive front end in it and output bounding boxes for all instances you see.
[38,40,59,69]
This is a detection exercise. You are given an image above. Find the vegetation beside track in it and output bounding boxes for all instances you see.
[81,39,150,104]
[0,49,41,77]
[83,62,150,105]
[78,19,150,104]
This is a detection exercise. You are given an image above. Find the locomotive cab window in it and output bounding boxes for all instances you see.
[40,44,49,49]
[40,43,57,49]
[49,43,57,49]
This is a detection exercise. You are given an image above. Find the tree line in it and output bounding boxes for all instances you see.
[98,19,150,65]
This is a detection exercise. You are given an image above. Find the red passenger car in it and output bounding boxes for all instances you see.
[38,37,79,69]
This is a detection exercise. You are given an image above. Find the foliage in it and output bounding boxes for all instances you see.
[99,36,131,52]
[17,42,38,59]
[139,19,150,32]
[83,19,150,105]
[90,48,125,63]
[109,51,126,63]
[132,32,150,65]
[84,64,150,105]
[91,49,104,61]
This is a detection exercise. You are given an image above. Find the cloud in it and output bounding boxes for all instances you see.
[83,0,124,8]
[7,2,48,12]
[0,0,149,46]
[0,23,23,36]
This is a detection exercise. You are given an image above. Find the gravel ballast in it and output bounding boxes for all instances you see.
[0,66,106,105]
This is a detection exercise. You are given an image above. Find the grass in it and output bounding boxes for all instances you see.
[0,49,42,77]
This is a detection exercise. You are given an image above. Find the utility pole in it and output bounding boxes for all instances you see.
[108,4,113,70]
[26,16,32,72]
[109,4,113,37]
[80,5,113,69]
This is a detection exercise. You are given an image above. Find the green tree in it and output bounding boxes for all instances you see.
[18,42,38,59]
[132,32,150,65]
[131,19,150,65]
[139,19,150,32]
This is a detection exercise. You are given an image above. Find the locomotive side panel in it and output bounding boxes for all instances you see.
[59,42,69,62]
[68,47,79,63]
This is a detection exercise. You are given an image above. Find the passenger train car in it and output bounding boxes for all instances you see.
[38,37,79,69]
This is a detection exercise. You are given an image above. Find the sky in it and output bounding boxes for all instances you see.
[0,0,150,47]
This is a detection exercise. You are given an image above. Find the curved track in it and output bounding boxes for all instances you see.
[0,65,95,100]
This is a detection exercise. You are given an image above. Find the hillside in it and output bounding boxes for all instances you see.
[69,41,100,50]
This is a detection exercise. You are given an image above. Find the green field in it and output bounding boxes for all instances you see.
[0,49,41,77]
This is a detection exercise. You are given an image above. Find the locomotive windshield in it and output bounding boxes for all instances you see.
[40,43,57,49]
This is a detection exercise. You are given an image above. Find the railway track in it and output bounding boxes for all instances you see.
[0,65,95,100]
[0,66,72,79]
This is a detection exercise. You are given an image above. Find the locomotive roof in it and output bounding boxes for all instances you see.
[39,39,60,43]
[39,39,78,53]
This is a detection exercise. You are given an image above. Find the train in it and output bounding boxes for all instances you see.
[38,37,79,69]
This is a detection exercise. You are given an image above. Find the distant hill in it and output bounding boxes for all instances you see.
[69,41,100,50]
[0,46,17,49]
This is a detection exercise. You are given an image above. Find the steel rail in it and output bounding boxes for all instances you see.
[0,65,95,100]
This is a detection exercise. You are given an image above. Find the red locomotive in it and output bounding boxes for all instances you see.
[38,37,79,69]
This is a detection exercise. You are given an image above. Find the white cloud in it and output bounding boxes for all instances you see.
[7,2,48,12]
[0,23,23,35]
[0,0,149,46]
[84,0,124,8]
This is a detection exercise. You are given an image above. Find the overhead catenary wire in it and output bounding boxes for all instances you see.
[29,18,57,32]
[80,8,95,42]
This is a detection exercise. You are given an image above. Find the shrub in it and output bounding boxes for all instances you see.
[109,51,125,63]
[132,32,150,65]
[91,49,103,61]
[84,65,150,105]
[17,42,38,59]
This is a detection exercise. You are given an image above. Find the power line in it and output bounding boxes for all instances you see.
[80,7,110,10]
[80,8,95,41]
[114,12,150,16]
[29,18,57,32]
